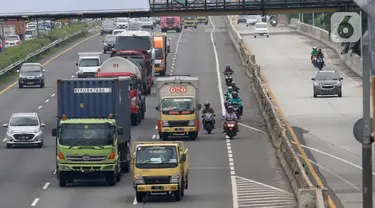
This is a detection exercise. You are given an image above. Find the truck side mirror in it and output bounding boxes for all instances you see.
[339,77,343,81]
[52,128,57,137]
[75,63,78,66]
[155,106,159,111]
[180,153,186,163]
[197,104,202,110]
[311,78,315,81]
[117,127,124,135]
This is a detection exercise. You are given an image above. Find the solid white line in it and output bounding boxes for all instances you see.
[133,197,137,204]
[238,122,265,133]
[291,141,375,175]
[42,182,50,189]
[31,198,39,206]
[51,93,55,97]
[45,99,49,103]
[295,153,360,191]
[152,135,156,139]
[38,106,42,110]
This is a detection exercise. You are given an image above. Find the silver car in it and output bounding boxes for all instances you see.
[311,70,343,98]
[3,112,45,148]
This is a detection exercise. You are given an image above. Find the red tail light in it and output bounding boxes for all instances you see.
[97,68,100,73]
[16,41,20,44]
[4,41,7,44]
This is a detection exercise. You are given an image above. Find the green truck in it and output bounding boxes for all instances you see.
[52,77,131,187]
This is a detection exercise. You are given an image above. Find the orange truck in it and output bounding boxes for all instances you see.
[153,33,170,76]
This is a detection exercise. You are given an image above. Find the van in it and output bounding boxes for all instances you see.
[160,16,182,33]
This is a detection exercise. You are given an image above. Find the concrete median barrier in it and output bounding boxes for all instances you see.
[224,16,328,208]
[287,18,363,77]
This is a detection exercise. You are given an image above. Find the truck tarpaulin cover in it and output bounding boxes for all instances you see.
[0,0,150,17]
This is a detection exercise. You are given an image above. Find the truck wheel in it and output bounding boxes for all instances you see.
[18,82,23,88]
[137,112,141,124]
[188,132,197,140]
[160,70,166,76]
[131,114,139,126]
[6,143,12,148]
[105,172,116,186]
[59,173,67,187]
[181,181,185,197]
[136,191,145,202]
[141,106,145,119]
[161,133,168,141]
[121,161,130,173]
[147,87,151,95]
[116,172,121,182]
[174,187,182,201]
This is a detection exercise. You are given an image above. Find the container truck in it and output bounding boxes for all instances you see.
[4,20,26,40]
[155,76,201,140]
[52,78,132,187]
[96,56,146,126]
[0,25,16,39]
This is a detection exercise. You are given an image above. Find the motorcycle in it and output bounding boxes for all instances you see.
[224,119,237,139]
[231,103,242,119]
[270,19,277,27]
[315,57,324,70]
[311,55,317,65]
[223,72,233,86]
[202,113,215,134]
[224,97,231,109]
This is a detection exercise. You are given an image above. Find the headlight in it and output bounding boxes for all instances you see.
[19,75,26,78]
[162,120,169,127]
[78,70,83,73]
[170,173,181,183]
[335,82,341,86]
[36,74,42,78]
[134,174,144,184]
[313,82,320,86]
[188,120,196,126]
[131,97,137,106]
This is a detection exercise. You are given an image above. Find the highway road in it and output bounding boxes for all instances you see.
[0,18,295,208]
[234,22,371,207]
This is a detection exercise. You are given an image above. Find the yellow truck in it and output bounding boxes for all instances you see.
[132,141,189,202]
[197,16,208,24]
[155,76,201,140]
[182,16,198,29]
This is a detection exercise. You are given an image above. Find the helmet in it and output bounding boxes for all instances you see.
[318,48,322,51]
[228,86,233,91]
[232,91,238,97]
[204,101,210,108]
[231,82,236,86]
[225,65,231,69]
[227,106,234,112]
[313,47,317,50]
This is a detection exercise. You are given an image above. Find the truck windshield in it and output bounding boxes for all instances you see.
[162,98,194,113]
[136,146,178,169]
[114,36,152,51]
[58,124,115,146]
[155,48,163,59]
[79,58,100,67]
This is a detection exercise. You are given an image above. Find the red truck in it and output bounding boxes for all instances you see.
[4,19,26,40]
[161,16,182,32]
[96,56,146,126]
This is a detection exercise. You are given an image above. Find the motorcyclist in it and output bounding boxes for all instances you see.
[231,82,240,92]
[230,91,243,115]
[262,15,267,22]
[224,86,234,99]
[311,47,318,62]
[224,65,234,75]
[317,48,324,58]
[201,101,216,129]
[223,106,239,132]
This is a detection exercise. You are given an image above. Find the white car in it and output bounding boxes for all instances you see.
[246,15,259,27]
[253,22,269,38]
[4,35,21,47]
[112,29,126,35]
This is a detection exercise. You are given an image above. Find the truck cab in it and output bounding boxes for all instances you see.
[183,16,198,29]
[153,34,171,76]
[160,16,182,33]
[197,16,208,25]
[76,52,101,78]
[132,141,189,202]
[155,76,201,140]
[52,78,132,187]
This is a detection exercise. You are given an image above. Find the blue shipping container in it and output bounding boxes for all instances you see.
[57,78,131,143]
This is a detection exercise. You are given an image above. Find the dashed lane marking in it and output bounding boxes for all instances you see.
[37,106,42,110]
[42,182,50,190]
[51,94,55,97]
[31,198,39,207]
[235,176,297,208]
[45,99,49,103]
[2,138,6,142]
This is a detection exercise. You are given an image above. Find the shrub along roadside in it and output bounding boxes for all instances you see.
[0,23,88,71]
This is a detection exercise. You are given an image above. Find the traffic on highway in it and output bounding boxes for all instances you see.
[0,15,298,208]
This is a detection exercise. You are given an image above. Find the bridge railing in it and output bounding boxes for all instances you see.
[224,15,329,207]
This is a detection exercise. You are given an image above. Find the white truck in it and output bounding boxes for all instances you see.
[0,25,16,38]
[76,52,102,78]
[155,76,201,140]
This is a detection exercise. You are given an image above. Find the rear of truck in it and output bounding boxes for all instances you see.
[53,78,131,187]
[156,76,201,140]
[76,52,102,78]
[132,141,189,202]
[153,35,167,76]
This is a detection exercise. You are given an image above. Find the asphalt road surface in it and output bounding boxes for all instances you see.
[0,18,295,208]
[235,22,372,207]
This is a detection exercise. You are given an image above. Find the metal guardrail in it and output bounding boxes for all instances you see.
[0,27,89,77]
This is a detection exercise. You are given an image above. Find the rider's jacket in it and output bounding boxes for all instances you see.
[202,107,215,115]
[224,68,234,74]
[311,50,318,56]
[224,112,237,121]
[317,51,324,58]
[230,97,242,105]
[225,91,233,98]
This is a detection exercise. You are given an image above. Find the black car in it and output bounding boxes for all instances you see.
[17,63,45,88]
[237,15,247,24]
[103,35,116,54]
[311,70,343,98]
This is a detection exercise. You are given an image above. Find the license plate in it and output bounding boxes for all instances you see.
[229,128,232,130]
[10,43,14,45]
[152,186,164,190]
[175,128,184,131]
[27,82,34,84]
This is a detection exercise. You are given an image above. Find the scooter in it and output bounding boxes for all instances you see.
[232,103,242,119]
[224,120,238,139]
[270,19,277,27]
[315,57,324,70]
[223,72,233,86]
[202,113,215,134]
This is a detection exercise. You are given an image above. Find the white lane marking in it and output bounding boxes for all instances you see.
[152,135,156,139]
[75,71,78,74]
[38,106,42,110]
[71,75,75,78]
[291,141,375,175]
[238,123,265,133]
[170,69,174,72]
[31,198,39,206]
[171,66,174,69]
[51,93,55,97]
[133,197,137,204]
[45,99,49,103]
[228,150,232,154]
[295,153,360,192]
[42,182,50,190]
[173,56,176,60]
[170,73,173,76]
[2,138,6,142]
[236,175,294,194]
[210,17,238,208]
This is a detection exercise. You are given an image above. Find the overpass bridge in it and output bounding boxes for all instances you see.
[0,0,358,19]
